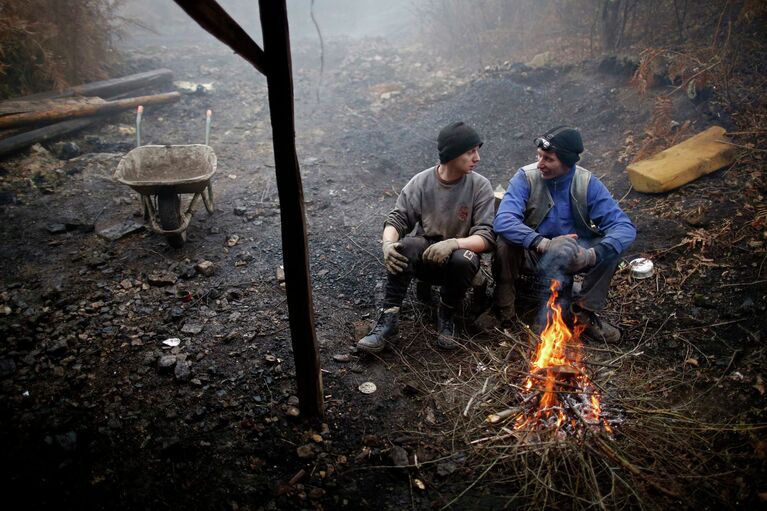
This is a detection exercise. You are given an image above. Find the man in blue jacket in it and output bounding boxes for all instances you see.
[493,126,636,342]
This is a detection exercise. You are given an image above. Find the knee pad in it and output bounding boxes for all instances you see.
[449,249,481,276]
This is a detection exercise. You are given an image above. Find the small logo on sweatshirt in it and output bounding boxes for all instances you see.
[457,204,469,222]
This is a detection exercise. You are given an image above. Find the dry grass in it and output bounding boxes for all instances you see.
[0,0,126,99]
[359,256,766,509]
[631,96,691,163]
[397,322,765,510]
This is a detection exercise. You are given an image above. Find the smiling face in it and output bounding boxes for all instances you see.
[536,148,569,180]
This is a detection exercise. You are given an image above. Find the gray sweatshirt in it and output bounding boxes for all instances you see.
[385,166,496,251]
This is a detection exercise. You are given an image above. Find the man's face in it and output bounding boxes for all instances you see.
[536,149,568,180]
[453,146,481,174]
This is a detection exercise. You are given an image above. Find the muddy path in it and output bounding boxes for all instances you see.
[0,37,764,510]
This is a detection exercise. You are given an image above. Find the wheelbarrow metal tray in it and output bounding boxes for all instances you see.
[114,144,217,195]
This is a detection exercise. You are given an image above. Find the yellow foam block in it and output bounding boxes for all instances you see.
[626,126,736,193]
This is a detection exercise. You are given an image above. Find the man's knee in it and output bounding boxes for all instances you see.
[447,249,480,286]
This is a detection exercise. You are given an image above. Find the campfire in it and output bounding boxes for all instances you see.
[514,279,614,437]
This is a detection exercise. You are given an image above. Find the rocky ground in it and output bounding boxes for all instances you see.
[0,35,765,510]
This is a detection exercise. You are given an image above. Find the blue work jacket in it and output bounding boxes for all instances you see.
[493,164,636,255]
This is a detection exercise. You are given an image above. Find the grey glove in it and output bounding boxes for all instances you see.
[383,240,408,274]
[569,247,597,272]
[536,235,579,258]
[422,238,459,265]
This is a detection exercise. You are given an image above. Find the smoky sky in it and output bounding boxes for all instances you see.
[119,0,416,48]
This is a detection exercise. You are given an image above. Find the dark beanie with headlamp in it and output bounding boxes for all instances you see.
[437,121,483,164]
[538,126,584,167]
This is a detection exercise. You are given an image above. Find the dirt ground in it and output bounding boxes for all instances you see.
[0,34,765,510]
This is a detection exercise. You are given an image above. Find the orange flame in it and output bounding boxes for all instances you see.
[515,279,611,434]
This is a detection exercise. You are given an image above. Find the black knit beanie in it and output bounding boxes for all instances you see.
[539,126,583,167]
[438,121,483,164]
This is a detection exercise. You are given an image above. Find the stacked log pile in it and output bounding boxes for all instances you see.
[0,69,179,156]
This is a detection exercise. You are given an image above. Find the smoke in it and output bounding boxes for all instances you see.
[118,0,416,48]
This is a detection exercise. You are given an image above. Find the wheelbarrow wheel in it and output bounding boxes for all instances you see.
[158,190,186,248]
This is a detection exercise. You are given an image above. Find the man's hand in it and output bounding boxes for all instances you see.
[383,240,408,274]
[422,239,459,265]
[536,235,579,257]
[569,247,597,272]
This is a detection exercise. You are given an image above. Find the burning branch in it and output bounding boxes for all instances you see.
[513,280,615,438]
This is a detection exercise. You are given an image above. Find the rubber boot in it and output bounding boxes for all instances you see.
[435,301,460,350]
[572,305,620,343]
[357,307,399,353]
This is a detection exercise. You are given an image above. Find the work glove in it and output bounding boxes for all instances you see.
[569,247,597,272]
[422,238,459,265]
[383,240,408,274]
[536,235,579,258]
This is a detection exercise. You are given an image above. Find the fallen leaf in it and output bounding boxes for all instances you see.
[754,375,765,396]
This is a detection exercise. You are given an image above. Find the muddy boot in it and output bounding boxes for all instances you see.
[493,281,516,328]
[497,305,516,327]
[435,301,460,350]
[572,305,620,343]
[357,307,399,353]
[473,309,500,333]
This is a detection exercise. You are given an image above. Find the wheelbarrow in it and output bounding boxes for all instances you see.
[113,107,216,248]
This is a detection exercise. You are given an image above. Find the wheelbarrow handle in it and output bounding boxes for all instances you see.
[205,109,212,146]
[136,105,144,148]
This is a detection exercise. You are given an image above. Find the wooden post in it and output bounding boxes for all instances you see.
[172,0,324,418]
[259,0,323,418]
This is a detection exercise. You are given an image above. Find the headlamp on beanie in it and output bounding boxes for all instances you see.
[534,126,584,167]
[438,121,483,164]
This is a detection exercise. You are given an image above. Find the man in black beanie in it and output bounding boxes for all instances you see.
[357,121,496,353]
[492,126,636,342]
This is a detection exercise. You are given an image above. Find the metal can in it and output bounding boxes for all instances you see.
[629,258,654,279]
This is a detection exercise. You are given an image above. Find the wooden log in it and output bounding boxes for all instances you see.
[259,0,324,418]
[0,117,100,157]
[4,68,174,104]
[0,96,106,116]
[0,88,173,157]
[0,92,181,130]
